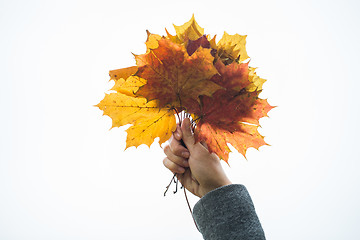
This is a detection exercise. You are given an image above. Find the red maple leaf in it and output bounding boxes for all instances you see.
[186,60,274,162]
[191,89,273,162]
[186,35,211,56]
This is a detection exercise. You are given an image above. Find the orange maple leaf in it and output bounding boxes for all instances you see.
[195,121,267,162]
[191,89,274,162]
[186,59,273,162]
[211,60,250,91]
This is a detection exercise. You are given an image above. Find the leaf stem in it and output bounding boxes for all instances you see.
[164,173,177,196]
[183,186,199,231]
[173,176,179,194]
[164,109,199,230]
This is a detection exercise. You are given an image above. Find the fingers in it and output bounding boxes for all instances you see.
[163,126,190,174]
[168,134,189,159]
[163,157,186,174]
[173,124,182,141]
[169,137,190,158]
[164,145,189,168]
[181,118,195,150]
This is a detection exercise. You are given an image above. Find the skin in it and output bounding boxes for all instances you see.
[163,118,232,198]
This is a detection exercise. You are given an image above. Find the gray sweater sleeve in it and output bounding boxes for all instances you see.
[193,184,266,240]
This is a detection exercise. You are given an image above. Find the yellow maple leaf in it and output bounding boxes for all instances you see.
[125,111,176,148]
[109,66,138,81]
[110,75,146,97]
[246,67,266,92]
[165,28,182,44]
[96,93,176,148]
[208,35,217,49]
[108,66,145,97]
[216,31,249,64]
[145,30,162,51]
[169,14,204,44]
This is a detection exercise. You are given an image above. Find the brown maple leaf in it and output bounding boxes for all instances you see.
[134,38,221,108]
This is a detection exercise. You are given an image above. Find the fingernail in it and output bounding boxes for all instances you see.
[182,151,189,158]
[178,167,185,173]
[175,132,181,139]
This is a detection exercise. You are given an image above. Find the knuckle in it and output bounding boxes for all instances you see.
[162,157,168,167]
[168,134,174,144]
[173,146,183,156]
[173,156,184,165]
[163,155,185,173]
[163,145,170,154]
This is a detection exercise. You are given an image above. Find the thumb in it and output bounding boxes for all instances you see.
[181,118,195,151]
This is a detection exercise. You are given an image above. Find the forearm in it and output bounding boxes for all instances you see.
[193,184,266,240]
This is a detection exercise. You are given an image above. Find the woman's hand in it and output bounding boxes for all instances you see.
[163,118,232,198]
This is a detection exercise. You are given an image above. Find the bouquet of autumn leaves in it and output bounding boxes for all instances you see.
[97,16,274,163]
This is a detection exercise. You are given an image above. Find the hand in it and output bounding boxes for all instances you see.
[163,118,232,198]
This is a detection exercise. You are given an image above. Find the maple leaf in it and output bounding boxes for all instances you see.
[186,58,272,162]
[96,93,176,148]
[190,90,274,162]
[246,67,267,93]
[165,28,182,44]
[173,14,204,42]
[110,75,146,97]
[109,66,138,81]
[216,31,249,65]
[97,15,274,163]
[211,60,250,91]
[208,35,217,50]
[186,35,210,56]
[134,38,221,108]
[145,30,162,51]
[195,121,267,161]
[107,65,147,97]
[166,14,204,44]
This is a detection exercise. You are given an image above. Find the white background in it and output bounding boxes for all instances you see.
[1,0,360,239]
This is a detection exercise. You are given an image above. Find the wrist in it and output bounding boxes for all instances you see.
[201,180,232,197]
